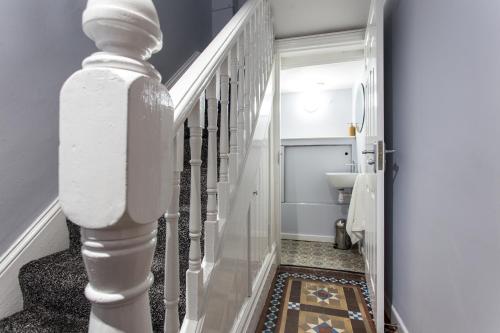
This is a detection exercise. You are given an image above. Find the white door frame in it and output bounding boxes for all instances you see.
[272,29,366,261]
[363,0,386,331]
[271,13,386,330]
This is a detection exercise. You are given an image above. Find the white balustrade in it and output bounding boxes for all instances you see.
[61,0,275,331]
[59,0,172,332]
[186,100,204,321]
[204,76,219,264]
[164,128,184,333]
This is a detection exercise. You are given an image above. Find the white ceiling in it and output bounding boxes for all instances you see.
[281,61,364,93]
[271,0,371,39]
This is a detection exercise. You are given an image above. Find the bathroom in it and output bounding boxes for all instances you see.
[279,48,374,273]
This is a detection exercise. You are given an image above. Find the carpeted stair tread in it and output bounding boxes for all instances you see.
[0,306,87,333]
[19,250,89,319]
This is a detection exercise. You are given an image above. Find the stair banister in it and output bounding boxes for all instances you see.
[59,0,172,332]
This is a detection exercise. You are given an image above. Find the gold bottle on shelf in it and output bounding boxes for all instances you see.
[348,123,356,136]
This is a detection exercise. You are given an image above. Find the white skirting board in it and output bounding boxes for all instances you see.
[387,300,409,333]
[0,199,69,319]
[281,232,335,243]
[230,245,278,333]
[391,304,409,333]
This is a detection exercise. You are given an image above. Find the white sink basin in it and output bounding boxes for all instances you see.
[325,172,358,190]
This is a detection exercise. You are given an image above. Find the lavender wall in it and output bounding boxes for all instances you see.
[385,0,500,331]
[0,0,211,255]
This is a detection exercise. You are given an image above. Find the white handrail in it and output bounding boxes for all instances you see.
[169,0,261,131]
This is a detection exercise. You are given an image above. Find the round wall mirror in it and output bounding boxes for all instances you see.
[354,82,366,133]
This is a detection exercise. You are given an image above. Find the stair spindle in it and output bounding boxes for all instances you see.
[260,3,266,96]
[218,59,230,222]
[164,127,184,333]
[186,99,204,321]
[266,2,273,73]
[243,25,251,152]
[238,31,247,159]
[229,45,239,187]
[257,4,264,104]
[219,60,230,184]
[205,76,219,264]
[248,15,256,131]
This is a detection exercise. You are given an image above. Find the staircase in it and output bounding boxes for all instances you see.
[0,0,276,332]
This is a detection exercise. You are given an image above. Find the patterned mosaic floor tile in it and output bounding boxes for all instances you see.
[256,266,375,333]
[281,240,365,273]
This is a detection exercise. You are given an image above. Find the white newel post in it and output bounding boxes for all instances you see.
[228,45,239,188]
[59,1,172,332]
[205,76,219,264]
[164,128,184,333]
[186,100,204,320]
[218,59,230,222]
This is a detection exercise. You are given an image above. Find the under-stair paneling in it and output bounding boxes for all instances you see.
[202,62,275,333]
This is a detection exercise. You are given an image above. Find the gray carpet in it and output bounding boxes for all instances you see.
[0,120,211,332]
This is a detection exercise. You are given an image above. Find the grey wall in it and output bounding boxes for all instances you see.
[211,0,235,37]
[385,1,500,332]
[0,0,211,256]
[151,0,212,81]
[281,145,352,239]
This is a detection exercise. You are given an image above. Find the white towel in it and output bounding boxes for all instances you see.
[346,174,371,244]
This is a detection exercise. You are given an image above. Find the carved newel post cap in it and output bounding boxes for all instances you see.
[83,0,162,60]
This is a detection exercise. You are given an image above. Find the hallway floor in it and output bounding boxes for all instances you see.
[281,239,365,273]
[256,266,374,333]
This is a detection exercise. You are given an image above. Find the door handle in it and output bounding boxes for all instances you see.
[362,149,375,154]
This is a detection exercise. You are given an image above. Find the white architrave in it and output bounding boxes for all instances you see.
[59,0,173,332]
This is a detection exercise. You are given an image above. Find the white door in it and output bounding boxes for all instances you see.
[364,0,385,331]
